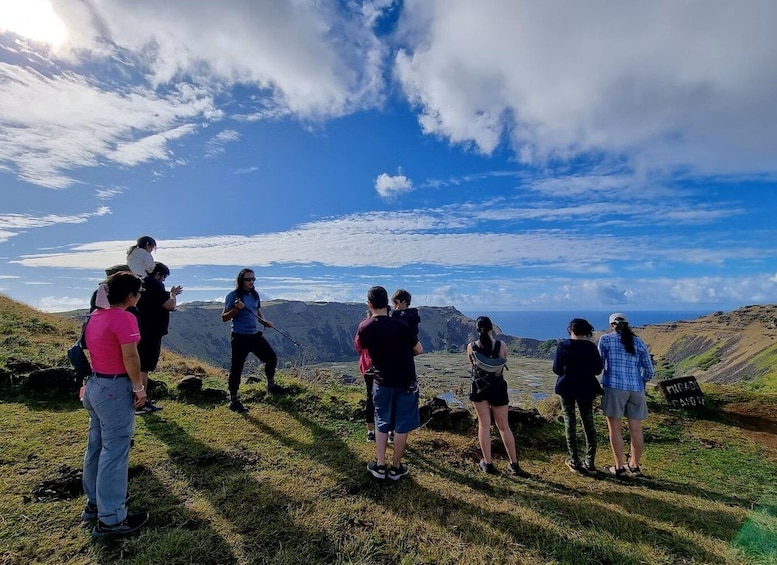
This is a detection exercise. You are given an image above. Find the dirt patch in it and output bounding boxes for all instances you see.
[29,465,82,502]
[721,402,777,452]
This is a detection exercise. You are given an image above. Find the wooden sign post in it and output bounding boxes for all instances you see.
[658,376,705,408]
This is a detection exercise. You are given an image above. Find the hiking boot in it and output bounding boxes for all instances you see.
[92,512,149,537]
[508,462,531,478]
[479,459,497,474]
[367,461,387,480]
[565,459,584,474]
[388,463,409,481]
[366,430,376,442]
[268,383,286,394]
[229,400,249,414]
[387,431,395,444]
[80,502,98,521]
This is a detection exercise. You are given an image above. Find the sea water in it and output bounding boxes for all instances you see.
[461,310,712,341]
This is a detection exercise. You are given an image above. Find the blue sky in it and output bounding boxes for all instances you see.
[1,0,777,314]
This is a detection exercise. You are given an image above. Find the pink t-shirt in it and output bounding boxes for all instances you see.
[84,308,140,374]
[354,333,373,375]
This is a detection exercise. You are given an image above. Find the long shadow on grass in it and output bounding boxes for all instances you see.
[250,393,738,563]
[408,447,733,564]
[143,418,339,564]
[251,405,656,565]
[0,389,84,412]
[89,463,238,565]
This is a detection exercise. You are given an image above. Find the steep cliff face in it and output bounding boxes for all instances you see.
[162,300,552,368]
[637,305,777,385]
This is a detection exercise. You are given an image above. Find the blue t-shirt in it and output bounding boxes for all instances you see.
[224,290,261,335]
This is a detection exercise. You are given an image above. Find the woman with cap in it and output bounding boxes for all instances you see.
[597,313,654,477]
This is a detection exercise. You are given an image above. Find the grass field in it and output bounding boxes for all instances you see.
[2,372,777,564]
[1,295,776,564]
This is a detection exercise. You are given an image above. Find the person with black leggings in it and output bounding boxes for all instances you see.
[221,268,282,413]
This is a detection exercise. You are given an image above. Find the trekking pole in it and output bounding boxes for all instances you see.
[252,311,301,347]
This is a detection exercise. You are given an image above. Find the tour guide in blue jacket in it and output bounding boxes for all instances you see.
[221,268,281,413]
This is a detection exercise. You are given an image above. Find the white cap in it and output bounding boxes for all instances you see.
[609,312,628,324]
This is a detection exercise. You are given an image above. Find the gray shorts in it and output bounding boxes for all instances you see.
[602,387,648,420]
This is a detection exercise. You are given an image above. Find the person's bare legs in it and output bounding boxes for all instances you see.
[627,418,644,468]
[606,416,626,469]
[473,401,493,462]
[492,405,517,464]
[391,432,408,468]
[375,431,389,467]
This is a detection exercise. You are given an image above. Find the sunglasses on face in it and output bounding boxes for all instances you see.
[243,278,255,282]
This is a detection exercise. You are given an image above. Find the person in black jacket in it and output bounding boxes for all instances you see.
[552,318,604,475]
[136,262,182,414]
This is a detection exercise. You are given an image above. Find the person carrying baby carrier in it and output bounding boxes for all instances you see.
[467,316,529,477]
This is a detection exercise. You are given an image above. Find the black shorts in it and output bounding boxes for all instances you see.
[138,336,162,372]
[469,376,509,407]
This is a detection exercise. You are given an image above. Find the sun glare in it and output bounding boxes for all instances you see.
[0,0,68,46]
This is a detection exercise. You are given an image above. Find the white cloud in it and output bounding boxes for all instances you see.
[375,172,413,198]
[95,187,124,200]
[55,0,388,117]
[0,207,110,243]
[0,0,393,189]
[234,166,259,175]
[13,196,767,274]
[395,0,777,175]
[205,129,241,157]
[38,295,88,312]
[0,63,218,187]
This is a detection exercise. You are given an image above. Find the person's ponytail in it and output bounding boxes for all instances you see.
[615,321,636,354]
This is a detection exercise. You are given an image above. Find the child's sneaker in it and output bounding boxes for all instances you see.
[367,461,387,480]
[388,463,409,481]
[582,460,597,475]
[366,430,376,442]
[387,431,395,444]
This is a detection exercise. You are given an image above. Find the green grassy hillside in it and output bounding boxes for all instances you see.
[638,304,777,391]
[2,295,777,564]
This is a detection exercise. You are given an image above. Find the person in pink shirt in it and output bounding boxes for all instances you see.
[81,272,149,537]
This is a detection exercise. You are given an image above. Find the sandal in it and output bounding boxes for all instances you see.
[628,464,642,476]
[604,465,628,478]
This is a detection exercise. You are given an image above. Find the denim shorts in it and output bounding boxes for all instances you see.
[372,383,420,434]
[602,387,648,420]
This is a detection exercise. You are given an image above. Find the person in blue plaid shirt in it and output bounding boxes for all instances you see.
[598,313,654,478]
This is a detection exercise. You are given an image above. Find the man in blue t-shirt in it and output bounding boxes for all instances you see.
[356,286,423,481]
[221,268,281,413]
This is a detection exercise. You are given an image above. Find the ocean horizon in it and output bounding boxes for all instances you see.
[460,309,714,341]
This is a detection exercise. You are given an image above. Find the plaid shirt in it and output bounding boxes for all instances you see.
[598,331,654,391]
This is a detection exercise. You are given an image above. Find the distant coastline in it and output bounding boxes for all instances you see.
[461,310,712,341]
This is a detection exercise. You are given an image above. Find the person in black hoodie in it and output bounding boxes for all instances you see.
[552,318,604,475]
[390,289,420,337]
